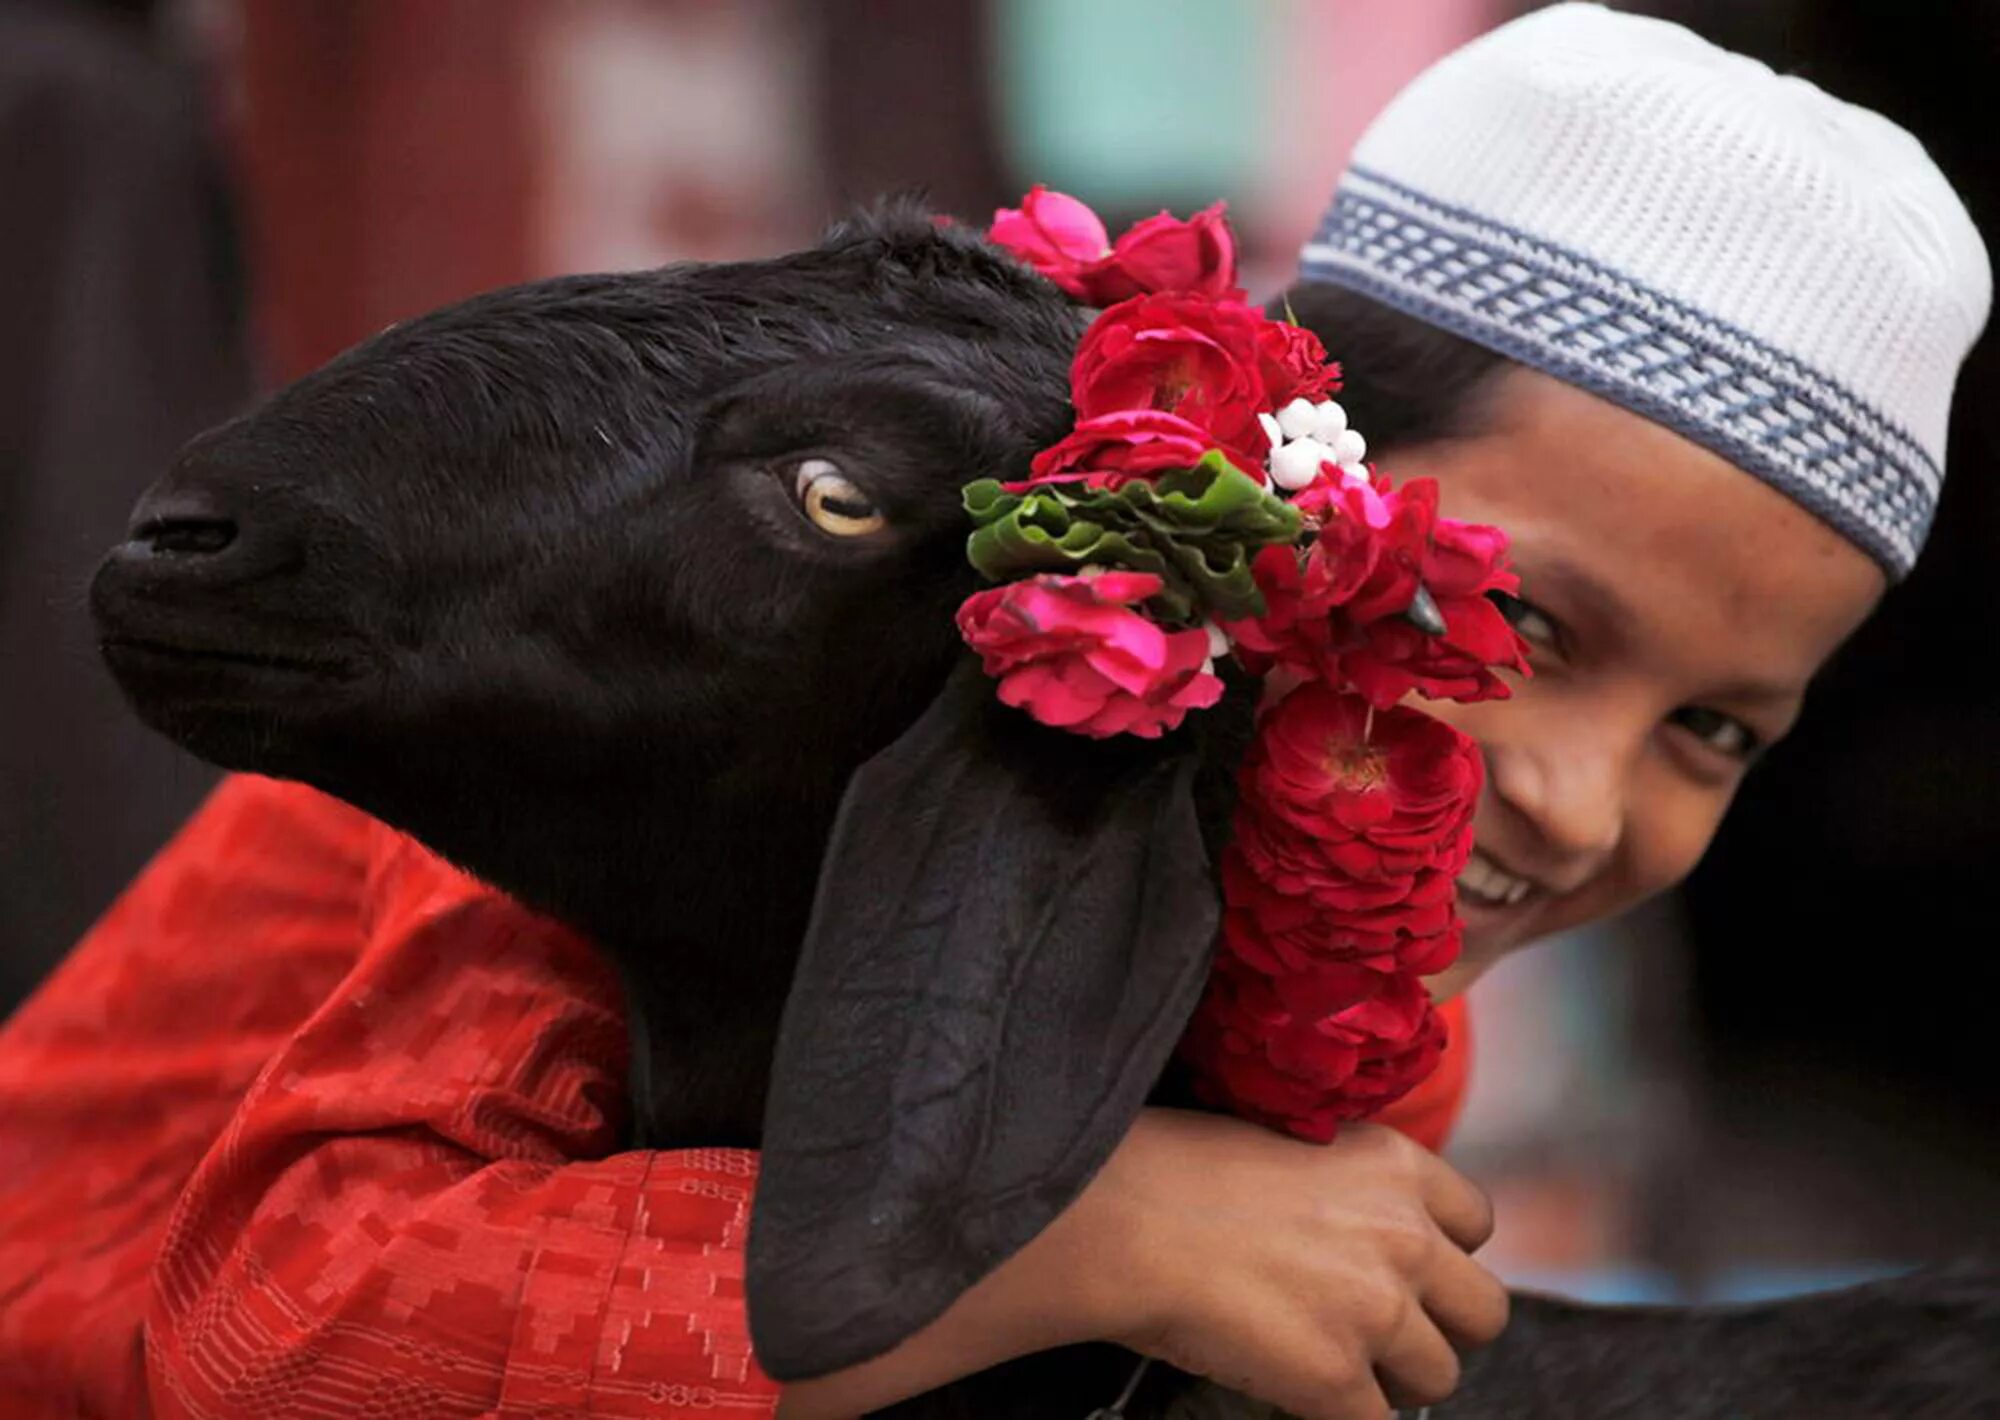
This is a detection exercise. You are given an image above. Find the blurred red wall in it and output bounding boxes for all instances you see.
[234,0,540,380]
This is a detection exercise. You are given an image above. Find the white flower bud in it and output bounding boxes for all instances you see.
[1270,437,1332,490]
[1275,397,1318,440]
[1203,620,1230,658]
[1331,428,1367,466]
[1257,411,1284,451]
[1309,400,1349,442]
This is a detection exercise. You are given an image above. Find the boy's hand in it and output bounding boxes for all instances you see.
[1070,1109,1508,1420]
[776,1108,1505,1420]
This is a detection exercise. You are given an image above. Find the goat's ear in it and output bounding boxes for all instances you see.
[747,657,1219,1379]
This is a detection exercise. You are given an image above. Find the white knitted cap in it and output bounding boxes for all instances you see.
[1299,2,1991,578]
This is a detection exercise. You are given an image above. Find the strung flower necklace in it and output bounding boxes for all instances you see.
[964,186,1530,1140]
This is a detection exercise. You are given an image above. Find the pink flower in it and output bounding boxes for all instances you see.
[1006,410,1214,493]
[988,189,1242,305]
[986,186,1111,298]
[1428,516,1512,594]
[956,572,1223,739]
[1319,474,1434,619]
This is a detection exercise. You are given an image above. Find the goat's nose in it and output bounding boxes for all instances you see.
[130,497,239,557]
[111,483,300,585]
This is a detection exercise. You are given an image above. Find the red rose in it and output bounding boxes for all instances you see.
[1241,684,1481,884]
[1235,808,1463,913]
[955,571,1223,739]
[1228,690,1473,890]
[1218,544,1335,676]
[1323,984,1450,1127]
[1326,477,1437,625]
[1089,203,1240,303]
[1184,1016,1351,1140]
[1225,847,1460,954]
[1261,961,1432,1068]
[1181,956,1446,1142]
[1255,320,1342,408]
[1342,503,1531,707]
[1006,409,1214,493]
[1221,475,1416,680]
[1069,294,1276,471]
[1316,472,1437,628]
[1345,612,1525,707]
[1227,474,1532,706]
[987,186,1111,300]
[1219,850,1462,977]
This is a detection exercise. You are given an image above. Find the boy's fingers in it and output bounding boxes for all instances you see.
[1422,1246,1511,1350]
[1417,1155,1494,1253]
[1376,1306,1463,1411]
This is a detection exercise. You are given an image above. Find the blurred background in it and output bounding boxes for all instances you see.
[3,0,1994,1307]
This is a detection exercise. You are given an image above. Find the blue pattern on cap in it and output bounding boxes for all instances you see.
[1301,166,1937,578]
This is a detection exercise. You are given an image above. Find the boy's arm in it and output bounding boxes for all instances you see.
[0,775,373,1414]
[142,827,781,1417]
[111,784,1476,1419]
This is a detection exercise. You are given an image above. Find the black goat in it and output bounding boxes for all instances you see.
[95,205,1089,1155]
[92,206,1997,1417]
[96,203,1207,1405]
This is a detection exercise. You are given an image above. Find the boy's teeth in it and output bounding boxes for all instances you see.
[1457,849,1536,907]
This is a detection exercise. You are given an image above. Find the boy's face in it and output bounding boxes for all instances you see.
[1396,368,1885,1000]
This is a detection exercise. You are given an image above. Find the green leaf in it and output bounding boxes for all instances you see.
[963,453,1300,624]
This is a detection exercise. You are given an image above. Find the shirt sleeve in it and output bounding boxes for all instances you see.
[142,822,781,1418]
[0,774,375,1416]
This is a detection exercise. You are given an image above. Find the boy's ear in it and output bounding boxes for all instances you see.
[747,658,1219,1380]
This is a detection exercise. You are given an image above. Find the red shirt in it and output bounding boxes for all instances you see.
[0,775,1468,1417]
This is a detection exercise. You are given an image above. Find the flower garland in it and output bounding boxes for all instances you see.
[962,186,1531,1141]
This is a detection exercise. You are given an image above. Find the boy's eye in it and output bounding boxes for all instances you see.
[1487,590,1560,647]
[1670,705,1761,760]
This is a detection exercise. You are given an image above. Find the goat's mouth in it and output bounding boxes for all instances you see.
[100,630,371,771]
[101,632,370,756]
[100,635,357,681]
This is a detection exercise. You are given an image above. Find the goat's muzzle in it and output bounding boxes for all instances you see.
[92,473,369,769]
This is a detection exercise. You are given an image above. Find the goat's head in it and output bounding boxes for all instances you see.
[93,206,1083,952]
[94,205,1226,1382]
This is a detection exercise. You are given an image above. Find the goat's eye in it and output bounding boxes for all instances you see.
[794,459,885,538]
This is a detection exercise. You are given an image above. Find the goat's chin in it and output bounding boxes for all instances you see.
[132,703,341,784]
[102,645,370,782]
